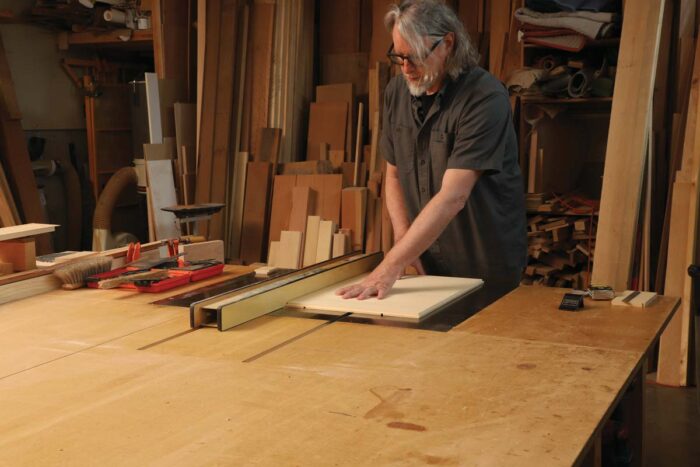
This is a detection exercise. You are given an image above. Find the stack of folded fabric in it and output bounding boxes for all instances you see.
[515,0,621,52]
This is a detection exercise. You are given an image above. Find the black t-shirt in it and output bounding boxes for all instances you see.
[417,93,436,123]
[381,67,527,281]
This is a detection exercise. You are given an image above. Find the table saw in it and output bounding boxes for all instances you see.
[0,253,680,466]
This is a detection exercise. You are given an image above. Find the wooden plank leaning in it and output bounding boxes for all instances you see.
[591,1,666,290]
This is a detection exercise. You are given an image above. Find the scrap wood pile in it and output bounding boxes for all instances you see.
[522,193,597,288]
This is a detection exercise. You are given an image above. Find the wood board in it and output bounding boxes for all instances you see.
[277,230,303,269]
[316,83,355,160]
[288,273,483,321]
[0,162,18,226]
[319,0,361,55]
[209,0,239,241]
[306,101,348,160]
[302,215,321,267]
[228,152,251,260]
[145,159,179,240]
[240,161,272,265]
[268,174,297,244]
[174,102,196,174]
[0,224,57,242]
[320,53,369,96]
[591,0,666,290]
[241,2,275,157]
[144,72,164,143]
[315,220,336,263]
[341,187,368,251]
[257,127,282,164]
[289,186,315,233]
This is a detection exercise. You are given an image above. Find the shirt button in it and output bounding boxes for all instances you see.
[420,187,426,194]
[420,159,426,165]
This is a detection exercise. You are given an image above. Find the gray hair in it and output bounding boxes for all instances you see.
[384,0,479,79]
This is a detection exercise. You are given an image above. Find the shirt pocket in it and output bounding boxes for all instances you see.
[429,129,454,190]
[393,124,416,174]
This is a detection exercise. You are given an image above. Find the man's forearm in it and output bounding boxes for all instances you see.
[385,168,411,241]
[384,169,480,271]
[384,190,464,269]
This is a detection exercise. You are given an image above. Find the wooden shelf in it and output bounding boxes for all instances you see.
[523,38,620,49]
[527,210,599,217]
[59,29,153,49]
[520,96,613,105]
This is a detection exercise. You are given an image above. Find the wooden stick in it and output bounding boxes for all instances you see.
[353,102,364,186]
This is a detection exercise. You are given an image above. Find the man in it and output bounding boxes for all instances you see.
[337,0,527,310]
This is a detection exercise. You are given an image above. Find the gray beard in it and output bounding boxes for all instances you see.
[404,70,438,96]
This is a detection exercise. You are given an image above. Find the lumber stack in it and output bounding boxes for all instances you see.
[656,19,700,387]
[522,194,597,289]
[192,0,316,259]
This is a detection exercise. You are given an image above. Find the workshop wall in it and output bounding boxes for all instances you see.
[0,0,85,130]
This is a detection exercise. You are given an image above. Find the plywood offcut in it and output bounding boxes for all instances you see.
[288,273,483,321]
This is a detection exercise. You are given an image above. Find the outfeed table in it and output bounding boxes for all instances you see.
[0,268,679,466]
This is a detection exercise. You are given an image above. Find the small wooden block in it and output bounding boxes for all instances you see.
[289,186,317,233]
[0,238,36,271]
[268,241,280,266]
[315,220,336,263]
[612,290,659,308]
[255,265,281,278]
[332,232,349,258]
[302,216,321,267]
[278,231,303,269]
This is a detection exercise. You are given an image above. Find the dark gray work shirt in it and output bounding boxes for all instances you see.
[381,66,527,281]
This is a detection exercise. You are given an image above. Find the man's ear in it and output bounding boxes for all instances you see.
[444,32,455,53]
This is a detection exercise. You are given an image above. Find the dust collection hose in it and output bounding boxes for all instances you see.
[50,158,82,251]
[92,166,138,251]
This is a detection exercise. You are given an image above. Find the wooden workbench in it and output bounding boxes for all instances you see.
[0,272,679,466]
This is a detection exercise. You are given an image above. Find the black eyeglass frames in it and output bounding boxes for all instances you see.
[386,36,444,67]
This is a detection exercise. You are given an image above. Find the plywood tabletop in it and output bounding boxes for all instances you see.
[0,265,262,378]
[453,285,680,355]
[0,323,638,467]
[0,274,676,465]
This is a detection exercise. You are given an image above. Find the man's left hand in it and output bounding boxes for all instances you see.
[335,261,403,300]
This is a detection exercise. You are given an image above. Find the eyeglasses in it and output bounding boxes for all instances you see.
[386,36,444,67]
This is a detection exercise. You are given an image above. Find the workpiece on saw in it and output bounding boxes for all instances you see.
[287,273,483,321]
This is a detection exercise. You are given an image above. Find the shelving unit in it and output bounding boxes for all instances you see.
[516,25,620,288]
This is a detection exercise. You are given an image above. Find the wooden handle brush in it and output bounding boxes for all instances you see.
[54,257,113,290]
